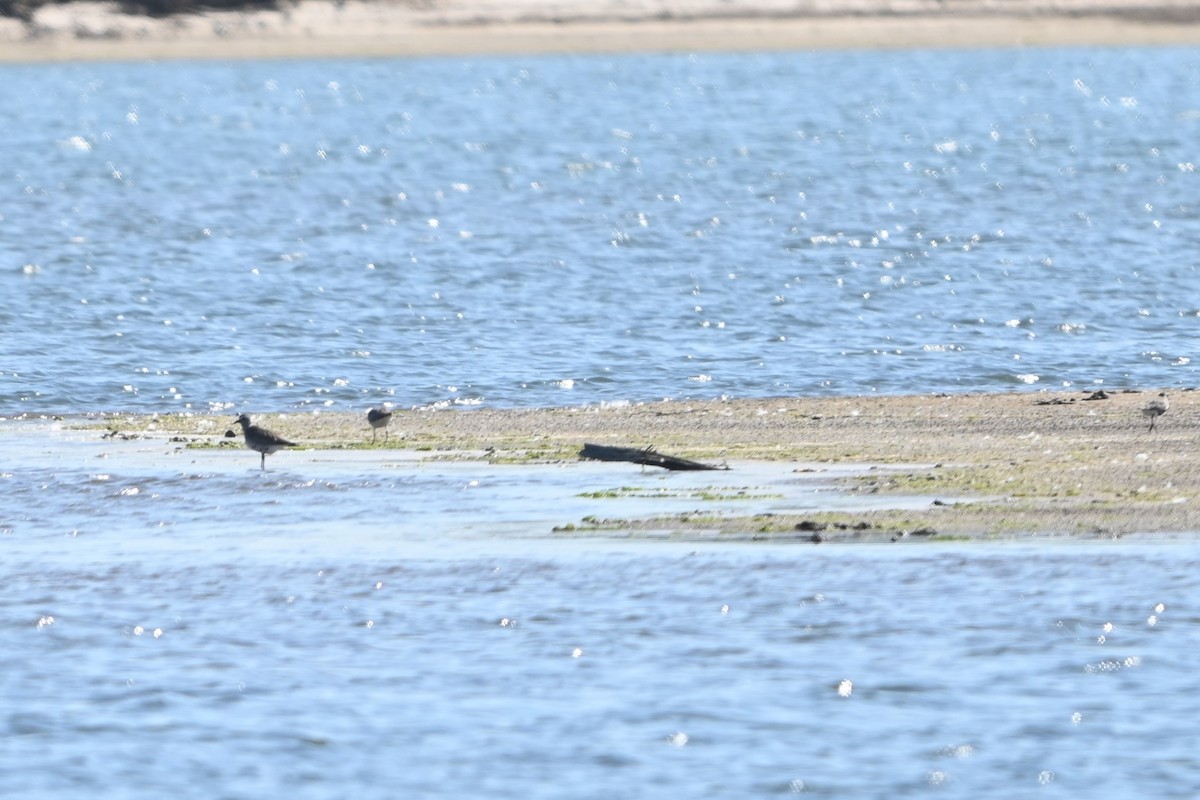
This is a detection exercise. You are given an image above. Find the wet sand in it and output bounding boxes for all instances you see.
[3,0,1200,63]
[46,389,1200,541]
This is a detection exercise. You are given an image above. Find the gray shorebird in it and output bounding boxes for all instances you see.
[367,406,393,443]
[1142,392,1169,432]
[233,414,296,470]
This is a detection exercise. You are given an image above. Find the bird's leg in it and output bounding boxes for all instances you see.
[261,452,267,470]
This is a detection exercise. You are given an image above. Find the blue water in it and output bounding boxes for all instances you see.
[6,522,1200,798]
[4,47,1200,414]
[6,47,1200,798]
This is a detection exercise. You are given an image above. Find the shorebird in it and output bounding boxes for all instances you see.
[1142,392,1169,432]
[367,406,393,443]
[233,414,297,470]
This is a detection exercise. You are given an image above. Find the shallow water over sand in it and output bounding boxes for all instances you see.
[3,47,1200,413]
[0,419,899,551]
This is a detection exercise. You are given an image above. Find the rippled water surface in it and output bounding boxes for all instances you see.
[6,531,1200,797]
[3,47,1200,413]
[5,47,1200,797]
[3,422,1200,797]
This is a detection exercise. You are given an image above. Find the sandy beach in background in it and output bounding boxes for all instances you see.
[4,0,1200,62]
[47,389,1200,541]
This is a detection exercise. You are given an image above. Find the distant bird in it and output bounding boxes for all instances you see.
[367,406,393,443]
[1142,392,1169,432]
[233,414,297,470]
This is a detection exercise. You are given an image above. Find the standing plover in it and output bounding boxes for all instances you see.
[367,406,393,443]
[1142,392,1169,432]
[233,414,296,470]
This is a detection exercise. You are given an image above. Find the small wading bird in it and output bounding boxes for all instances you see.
[1142,392,1169,432]
[367,406,393,443]
[233,414,297,470]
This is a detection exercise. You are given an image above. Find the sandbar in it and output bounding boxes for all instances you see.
[38,389,1200,541]
[3,0,1200,63]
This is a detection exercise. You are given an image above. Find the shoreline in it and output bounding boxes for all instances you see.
[25,389,1200,541]
[5,2,1200,63]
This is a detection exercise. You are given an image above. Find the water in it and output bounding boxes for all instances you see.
[6,47,1200,797]
[5,529,1200,797]
[3,417,1200,797]
[3,47,1200,414]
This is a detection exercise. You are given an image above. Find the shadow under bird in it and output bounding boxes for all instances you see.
[233,414,297,470]
[1142,392,1169,432]
[367,406,393,442]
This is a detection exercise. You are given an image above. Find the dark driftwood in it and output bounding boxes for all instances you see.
[579,443,727,471]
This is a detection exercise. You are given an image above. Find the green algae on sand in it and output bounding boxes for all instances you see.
[60,390,1199,539]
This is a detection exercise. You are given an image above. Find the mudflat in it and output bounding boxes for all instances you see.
[68,389,1199,540]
